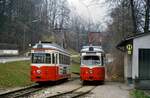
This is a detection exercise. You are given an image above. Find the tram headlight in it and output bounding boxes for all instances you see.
[36,70,41,74]
[86,71,88,74]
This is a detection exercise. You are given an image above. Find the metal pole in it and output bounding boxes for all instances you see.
[23,26,26,51]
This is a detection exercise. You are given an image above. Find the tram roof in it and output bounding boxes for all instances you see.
[32,43,70,55]
[81,45,104,53]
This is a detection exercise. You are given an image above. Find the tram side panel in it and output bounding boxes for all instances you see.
[31,65,71,82]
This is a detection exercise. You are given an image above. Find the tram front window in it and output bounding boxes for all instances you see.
[82,56,101,66]
[32,53,51,64]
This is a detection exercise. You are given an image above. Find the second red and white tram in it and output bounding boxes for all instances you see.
[31,42,71,83]
[80,45,105,83]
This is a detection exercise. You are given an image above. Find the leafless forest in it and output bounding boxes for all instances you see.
[0,0,149,80]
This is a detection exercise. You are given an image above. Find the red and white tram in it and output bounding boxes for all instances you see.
[80,45,105,83]
[31,42,71,83]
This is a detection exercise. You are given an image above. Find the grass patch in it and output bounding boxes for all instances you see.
[68,48,79,55]
[71,55,80,73]
[0,61,33,88]
[131,89,150,98]
[68,48,80,73]
[71,63,80,73]
[72,56,80,63]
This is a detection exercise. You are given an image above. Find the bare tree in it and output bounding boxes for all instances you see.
[144,0,150,33]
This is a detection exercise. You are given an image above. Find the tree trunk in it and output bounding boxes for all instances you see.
[130,0,137,34]
[144,0,150,33]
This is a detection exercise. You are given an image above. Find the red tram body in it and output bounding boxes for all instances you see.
[31,42,71,83]
[80,45,105,82]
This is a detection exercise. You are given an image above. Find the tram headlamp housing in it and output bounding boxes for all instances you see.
[36,70,41,74]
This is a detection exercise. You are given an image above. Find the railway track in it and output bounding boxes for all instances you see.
[47,86,96,98]
[0,76,79,98]
[0,84,44,98]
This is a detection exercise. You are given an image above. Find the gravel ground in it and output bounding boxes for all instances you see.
[0,73,79,95]
[0,74,133,98]
[0,85,36,95]
[80,82,133,98]
[28,79,81,98]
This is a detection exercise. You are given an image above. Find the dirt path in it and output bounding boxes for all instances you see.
[80,82,133,98]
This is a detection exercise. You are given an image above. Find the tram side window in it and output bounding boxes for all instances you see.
[61,54,63,64]
[59,53,70,65]
[63,55,65,64]
[64,55,67,65]
[66,56,68,64]
[59,54,60,64]
[59,54,62,64]
[52,53,55,64]
[101,55,104,66]
[62,55,64,64]
[66,56,70,65]
[64,55,66,64]
[55,54,58,64]
[46,54,51,63]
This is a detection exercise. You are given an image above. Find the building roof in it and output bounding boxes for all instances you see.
[117,32,150,48]
[0,43,18,50]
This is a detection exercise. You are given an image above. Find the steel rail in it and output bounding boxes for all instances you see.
[0,84,42,98]
[0,77,80,98]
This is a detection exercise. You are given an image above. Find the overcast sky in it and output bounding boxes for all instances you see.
[67,0,110,30]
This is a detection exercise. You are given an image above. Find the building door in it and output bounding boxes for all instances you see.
[139,49,150,79]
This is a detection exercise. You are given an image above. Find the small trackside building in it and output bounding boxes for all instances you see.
[117,32,150,89]
[0,43,19,56]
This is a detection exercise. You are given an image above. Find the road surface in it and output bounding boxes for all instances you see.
[0,56,30,63]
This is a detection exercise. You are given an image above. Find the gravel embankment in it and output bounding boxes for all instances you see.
[29,79,81,98]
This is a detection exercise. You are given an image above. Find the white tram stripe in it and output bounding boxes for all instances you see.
[80,66,104,69]
[31,64,57,68]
